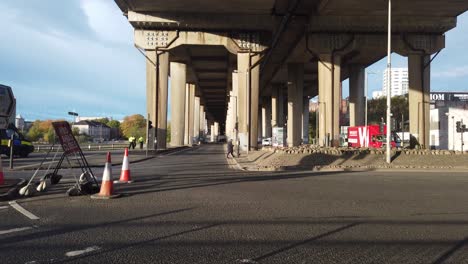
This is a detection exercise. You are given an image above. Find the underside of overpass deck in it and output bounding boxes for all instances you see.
[115,0,468,150]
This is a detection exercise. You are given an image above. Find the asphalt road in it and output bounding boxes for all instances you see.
[1,144,468,263]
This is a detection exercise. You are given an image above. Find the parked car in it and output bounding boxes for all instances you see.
[262,137,272,146]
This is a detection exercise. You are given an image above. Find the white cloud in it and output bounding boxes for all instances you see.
[433,66,468,78]
[80,0,133,45]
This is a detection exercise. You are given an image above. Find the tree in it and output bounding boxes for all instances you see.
[94,118,110,125]
[120,114,146,139]
[107,120,120,129]
[367,95,408,131]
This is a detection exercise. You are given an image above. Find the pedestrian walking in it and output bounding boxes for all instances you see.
[138,136,144,149]
[128,136,134,149]
[227,139,234,158]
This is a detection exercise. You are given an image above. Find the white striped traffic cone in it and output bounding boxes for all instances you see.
[115,148,133,183]
[91,152,121,199]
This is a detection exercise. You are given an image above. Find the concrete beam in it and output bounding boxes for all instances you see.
[135,30,268,54]
[128,11,273,31]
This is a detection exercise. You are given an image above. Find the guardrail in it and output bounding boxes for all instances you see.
[33,143,133,152]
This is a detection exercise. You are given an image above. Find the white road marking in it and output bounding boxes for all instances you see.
[65,246,101,257]
[0,206,9,210]
[0,226,33,235]
[8,201,40,220]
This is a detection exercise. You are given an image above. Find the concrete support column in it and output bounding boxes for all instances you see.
[237,54,249,151]
[184,84,190,145]
[194,97,200,142]
[170,62,186,147]
[258,108,262,140]
[214,122,219,142]
[262,97,272,138]
[278,86,285,128]
[287,63,304,147]
[271,86,279,128]
[250,54,261,150]
[318,54,341,147]
[146,50,157,150]
[408,54,431,148]
[210,123,215,142]
[302,97,310,144]
[199,105,205,140]
[188,84,195,145]
[146,51,169,149]
[349,65,365,126]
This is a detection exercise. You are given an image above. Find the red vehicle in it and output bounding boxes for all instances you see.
[347,125,396,148]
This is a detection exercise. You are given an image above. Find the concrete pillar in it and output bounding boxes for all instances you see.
[199,105,205,140]
[262,97,272,138]
[249,54,261,150]
[237,54,249,151]
[214,122,219,141]
[258,107,262,140]
[349,65,365,126]
[146,50,157,150]
[302,97,310,144]
[287,63,304,147]
[318,54,341,147]
[408,54,431,148]
[194,97,200,142]
[271,85,279,128]
[210,123,215,142]
[278,86,285,128]
[170,62,186,147]
[184,84,190,145]
[188,84,195,145]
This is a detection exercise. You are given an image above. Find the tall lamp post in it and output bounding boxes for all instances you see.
[385,0,392,164]
[68,111,79,127]
[365,70,376,147]
[229,94,240,157]
[445,113,455,150]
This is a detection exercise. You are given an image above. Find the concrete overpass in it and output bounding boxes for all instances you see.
[115,0,467,150]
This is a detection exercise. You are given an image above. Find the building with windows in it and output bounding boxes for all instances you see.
[382,68,409,97]
[73,120,111,142]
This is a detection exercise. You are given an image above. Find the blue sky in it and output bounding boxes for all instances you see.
[0,1,466,121]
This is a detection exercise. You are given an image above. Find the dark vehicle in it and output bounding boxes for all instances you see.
[0,124,34,158]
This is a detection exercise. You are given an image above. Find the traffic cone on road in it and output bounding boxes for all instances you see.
[91,152,121,199]
[0,155,4,185]
[115,148,133,184]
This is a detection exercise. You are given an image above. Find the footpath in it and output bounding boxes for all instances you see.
[233,145,468,172]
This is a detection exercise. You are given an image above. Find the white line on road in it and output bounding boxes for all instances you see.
[65,246,101,257]
[0,206,9,210]
[0,226,33,235]
[8,201,40,220]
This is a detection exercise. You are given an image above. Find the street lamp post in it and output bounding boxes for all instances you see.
[385,0,392,164]
[365,70,376,147]
[229,94,240,157]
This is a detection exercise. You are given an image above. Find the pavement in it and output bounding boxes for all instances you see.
[1,144,468,263]
[0,146,189,201]
[233,147,468,172]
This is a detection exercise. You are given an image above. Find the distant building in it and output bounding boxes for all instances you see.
[15,115,25,130]
[76,116,113,122]
[430,92,468,150]
[372,90,384,99]
[73,120,111,142]
[382,68,409,97]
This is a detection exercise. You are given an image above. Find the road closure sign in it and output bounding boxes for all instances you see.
[52,121,81,154]
[0,84,15,118]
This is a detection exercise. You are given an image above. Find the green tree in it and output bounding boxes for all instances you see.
[121,114,146,139]
[367,95,408,131]
[94,118,110,125]
[107,120,120,128]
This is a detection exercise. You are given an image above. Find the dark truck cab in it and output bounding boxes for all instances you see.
[0,124,34,157]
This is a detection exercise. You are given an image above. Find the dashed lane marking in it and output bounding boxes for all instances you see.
[0,226,33,235]
[65,246,101,257]
[9,201,40,220]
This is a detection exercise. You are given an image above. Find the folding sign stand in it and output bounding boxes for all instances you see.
[49,121,99,196]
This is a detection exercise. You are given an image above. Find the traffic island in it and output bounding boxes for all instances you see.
[0,178,26,201]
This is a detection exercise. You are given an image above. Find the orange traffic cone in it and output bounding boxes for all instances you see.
[0,155,4,185]
[115,148,133,183]
[91,152,121,199]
